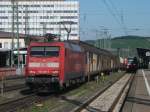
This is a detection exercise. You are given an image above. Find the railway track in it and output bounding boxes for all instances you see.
[0,75,24,81]
[0,88,63,112]
[3,84,27,92]
[71,73,135,112]
[0,76,26,93]
[0,91,36,112]
[0,72,126,112]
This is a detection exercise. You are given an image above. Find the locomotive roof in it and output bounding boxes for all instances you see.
[29,41,84,52]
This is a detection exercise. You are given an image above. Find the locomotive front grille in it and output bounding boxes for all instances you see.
[26,76,59,85]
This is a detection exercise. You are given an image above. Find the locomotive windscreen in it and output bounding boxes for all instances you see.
[30,46,59,57]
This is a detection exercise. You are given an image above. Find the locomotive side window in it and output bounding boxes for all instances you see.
[30,46,59,57]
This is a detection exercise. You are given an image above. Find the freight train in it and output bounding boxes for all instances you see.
[25,40,120,91]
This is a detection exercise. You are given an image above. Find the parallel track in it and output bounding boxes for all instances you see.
[3,84,27,92]
[110,73,135,112]
[0,93,36,112]
[71,73,134,112]
[0,75,24,81]
[0,76,26,93]
[120,73,136,111]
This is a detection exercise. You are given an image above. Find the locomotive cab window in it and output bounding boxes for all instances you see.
[30,46,59,57]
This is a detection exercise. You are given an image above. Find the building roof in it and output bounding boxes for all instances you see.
[0,31,51,42]
[137,48,150,58]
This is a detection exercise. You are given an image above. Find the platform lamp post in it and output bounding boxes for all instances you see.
[16,2,20,69]
[12,1,20,72]
[11,0,15,67]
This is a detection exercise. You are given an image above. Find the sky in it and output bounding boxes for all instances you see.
[78,0,150,40]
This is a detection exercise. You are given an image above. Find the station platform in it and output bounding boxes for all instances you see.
[122,69,150,112]
[81,73,131,112]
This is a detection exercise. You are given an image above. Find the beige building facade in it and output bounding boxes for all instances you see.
[0,31,25,49]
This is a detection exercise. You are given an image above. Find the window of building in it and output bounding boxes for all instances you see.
[0,16,8,19]
[14,42,17,48]
[19,42,21,48]
[0,11,5,13]
[60,16,78,19]
[0,5,10,7]
[30,5,40,7]
[0,43,2,48]
[4,42,8,48]
[43,5,54,7]
[0,28,4,31]
[7,10,12,13]
[47,11,52,13]
[71,34,78,36]
[54,10,78,13]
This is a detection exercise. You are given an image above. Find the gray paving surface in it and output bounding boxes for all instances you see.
[81,74,131,112]
[121,69,150,112]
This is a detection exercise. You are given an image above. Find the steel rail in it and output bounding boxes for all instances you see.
[0,91,36,112]
[120,73,136,111]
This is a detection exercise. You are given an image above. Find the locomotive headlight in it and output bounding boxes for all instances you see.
[29,70,36,74]
[47,62,59,68]
[52,70,59,74]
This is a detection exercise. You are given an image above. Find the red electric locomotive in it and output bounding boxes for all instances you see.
[25,41,85,90]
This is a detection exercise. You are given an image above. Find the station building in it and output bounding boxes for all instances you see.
[0,31,26,67]
[0,0,79,40]
[137,48,150,68]
[0,31,25,49]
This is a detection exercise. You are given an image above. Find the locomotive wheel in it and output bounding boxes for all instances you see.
[64,82,70,88]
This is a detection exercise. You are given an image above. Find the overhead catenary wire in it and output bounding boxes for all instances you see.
[108,0,128,35]
[101,0,128,35]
